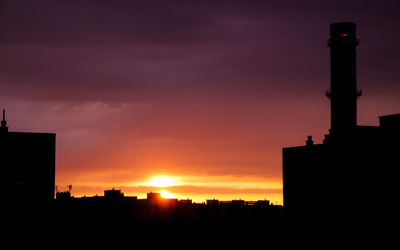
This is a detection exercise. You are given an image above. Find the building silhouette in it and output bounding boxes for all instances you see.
[0,109,56,201]
[282,22,399,235]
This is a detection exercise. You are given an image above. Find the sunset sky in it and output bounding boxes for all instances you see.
[1,0,400,203]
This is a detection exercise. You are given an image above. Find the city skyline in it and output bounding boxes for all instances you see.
[2,1,400,204]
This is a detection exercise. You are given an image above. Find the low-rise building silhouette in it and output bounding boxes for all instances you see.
[104,188,124,200]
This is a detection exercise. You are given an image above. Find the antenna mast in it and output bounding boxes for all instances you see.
[1,109,8,132]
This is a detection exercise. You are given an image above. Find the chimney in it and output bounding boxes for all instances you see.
[326,22,362,135]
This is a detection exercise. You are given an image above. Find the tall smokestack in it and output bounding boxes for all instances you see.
[326,22,362,134]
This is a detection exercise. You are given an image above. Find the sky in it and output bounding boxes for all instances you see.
[1,0,400,203]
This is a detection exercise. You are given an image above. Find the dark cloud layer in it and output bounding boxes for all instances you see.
[2,0,400,102]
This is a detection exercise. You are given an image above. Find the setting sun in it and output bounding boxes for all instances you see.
[160,191,175,199]
[147,177,175,187]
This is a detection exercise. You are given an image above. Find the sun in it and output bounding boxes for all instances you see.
[147,176,175,188]
[160,191,175,199]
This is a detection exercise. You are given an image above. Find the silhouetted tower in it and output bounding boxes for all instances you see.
[283,22,399,240]
[326,22,362,134]
[1,110,56,200]
[1,109,8,132]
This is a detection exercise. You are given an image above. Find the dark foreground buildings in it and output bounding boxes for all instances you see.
[0,110,56,201]
[53,190,282,231]
[283,22,399,238]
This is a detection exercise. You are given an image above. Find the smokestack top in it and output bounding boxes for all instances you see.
[330,22,356,37]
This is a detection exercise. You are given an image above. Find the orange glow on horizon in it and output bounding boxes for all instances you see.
[57,174,283,204]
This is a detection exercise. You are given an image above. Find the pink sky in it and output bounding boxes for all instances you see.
[1,0,400,203]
